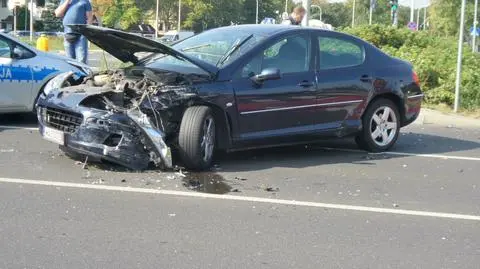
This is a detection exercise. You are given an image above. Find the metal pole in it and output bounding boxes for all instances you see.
[352,0,356,27]
[301,0,310,26]
[473,0,478,52]
[178,0,181,31]
[13,7,17,35]
[24,4,27,31]
[454,0,467,113]
[416,6,420,30]
[410,0,414,22]
[423,7,427,30]
[29,0,33,42]
[311,5,322,21]
[285,0,288,13]
[256,0,259,24]
[369,0,373,25]
[155,0,159,38]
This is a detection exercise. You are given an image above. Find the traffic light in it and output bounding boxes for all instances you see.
[389,0,398,11]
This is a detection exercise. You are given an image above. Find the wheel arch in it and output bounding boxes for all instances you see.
[367,92,405,125]
[188,102,233,150]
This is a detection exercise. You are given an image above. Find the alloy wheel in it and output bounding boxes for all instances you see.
[370,106,398,147]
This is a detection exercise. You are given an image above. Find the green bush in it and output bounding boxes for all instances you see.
[342,25,480,110]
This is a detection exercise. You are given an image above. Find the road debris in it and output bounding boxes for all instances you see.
[265,187,279,192]
[235,176,248,181]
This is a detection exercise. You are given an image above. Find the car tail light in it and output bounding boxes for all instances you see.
[412,71,420,86]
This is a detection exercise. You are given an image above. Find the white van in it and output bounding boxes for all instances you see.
[160,31,195,43]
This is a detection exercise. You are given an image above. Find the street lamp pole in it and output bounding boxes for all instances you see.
[423,7,427,30]
[29,0,33,42]
[352,0,356,27]
[369,0,373,25]
[410,0,414,22]
[155,0,159,38]
[473,0,478,52]
[256,0,259,24]
[416,6,420,30]
[301,0,310,26]
[454,0,467,113]
[178,0,182,31]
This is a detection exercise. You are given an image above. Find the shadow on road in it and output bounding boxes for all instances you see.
[0,113,37,132]
[215,132,480,172]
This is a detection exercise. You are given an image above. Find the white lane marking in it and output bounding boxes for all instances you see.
[374,151,480,161]
[0,125,38,131]
[320,147,480,162]
[0,177,479,221]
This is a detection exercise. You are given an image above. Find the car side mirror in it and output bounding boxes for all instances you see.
[252,68,281,84]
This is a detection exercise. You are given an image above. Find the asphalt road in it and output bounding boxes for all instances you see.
[0,113,479,269]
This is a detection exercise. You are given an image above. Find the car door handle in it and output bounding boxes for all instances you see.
[298,81,314,88]
[360,75,372,82]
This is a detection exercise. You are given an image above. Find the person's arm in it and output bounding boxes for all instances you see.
[86,11,93,24]
[55,0,71,18]
[85,1,93,24]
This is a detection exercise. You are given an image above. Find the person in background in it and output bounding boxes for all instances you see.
[55,0,93,64]
[282,6,306,26]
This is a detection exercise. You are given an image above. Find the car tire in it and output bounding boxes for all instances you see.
[178,106,216,170]
[355,98,400,152]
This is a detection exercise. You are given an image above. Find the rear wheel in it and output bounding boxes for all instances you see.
[355,98,400,152]
[178,106,216,170]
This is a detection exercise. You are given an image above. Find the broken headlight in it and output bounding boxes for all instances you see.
[43,71,74,96]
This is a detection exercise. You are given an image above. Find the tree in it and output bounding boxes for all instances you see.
[429,0,476,37]
[16,6,31,31]
[41,0,63,31]
[102,0,142,29]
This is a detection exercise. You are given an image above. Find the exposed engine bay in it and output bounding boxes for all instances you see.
[38,67,210,170]
[78,67,206,134]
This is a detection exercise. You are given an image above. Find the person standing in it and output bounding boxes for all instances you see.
[281,6,306,26]
[55,0,93,64]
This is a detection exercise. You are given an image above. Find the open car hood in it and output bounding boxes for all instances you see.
[69,25,218,75]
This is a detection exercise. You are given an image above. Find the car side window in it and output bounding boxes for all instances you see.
[0,37,11,58]
[240,34,310,78]
[318,36,364,70]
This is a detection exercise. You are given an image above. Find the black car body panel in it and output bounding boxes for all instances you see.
[37,25,422,169]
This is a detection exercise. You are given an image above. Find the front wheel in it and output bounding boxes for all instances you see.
[355,98,400,152]
[178,106,216,170]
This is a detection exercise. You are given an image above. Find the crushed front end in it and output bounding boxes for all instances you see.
[36,67,204,170]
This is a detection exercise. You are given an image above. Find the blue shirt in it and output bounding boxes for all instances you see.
[61,0,92,33]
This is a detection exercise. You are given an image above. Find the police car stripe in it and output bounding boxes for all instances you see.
[0,65,58,82]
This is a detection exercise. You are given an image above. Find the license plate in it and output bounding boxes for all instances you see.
[43,126,65,145]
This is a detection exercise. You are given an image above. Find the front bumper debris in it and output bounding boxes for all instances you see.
[37,103,172,170]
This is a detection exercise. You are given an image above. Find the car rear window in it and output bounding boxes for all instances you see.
[318,37,364,70]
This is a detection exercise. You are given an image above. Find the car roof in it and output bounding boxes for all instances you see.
[211,24,335,36]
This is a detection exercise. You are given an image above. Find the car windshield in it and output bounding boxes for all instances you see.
[144,28,265,69]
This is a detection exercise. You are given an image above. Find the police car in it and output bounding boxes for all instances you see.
[0,32,91,113]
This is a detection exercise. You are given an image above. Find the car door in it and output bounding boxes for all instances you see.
[232,32,318,140]
[314,32,371,128]
[0,35,34,112]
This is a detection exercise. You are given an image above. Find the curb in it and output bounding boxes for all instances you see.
[413,108,480,128]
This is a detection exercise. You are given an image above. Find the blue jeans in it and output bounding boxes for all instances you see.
[64,35,88,64]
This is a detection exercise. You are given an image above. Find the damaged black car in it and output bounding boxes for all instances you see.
[36,24,423,171]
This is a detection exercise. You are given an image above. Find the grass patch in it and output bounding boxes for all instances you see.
[18,36,100,52]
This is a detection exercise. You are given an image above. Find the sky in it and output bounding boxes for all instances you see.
[293,0,431,9]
